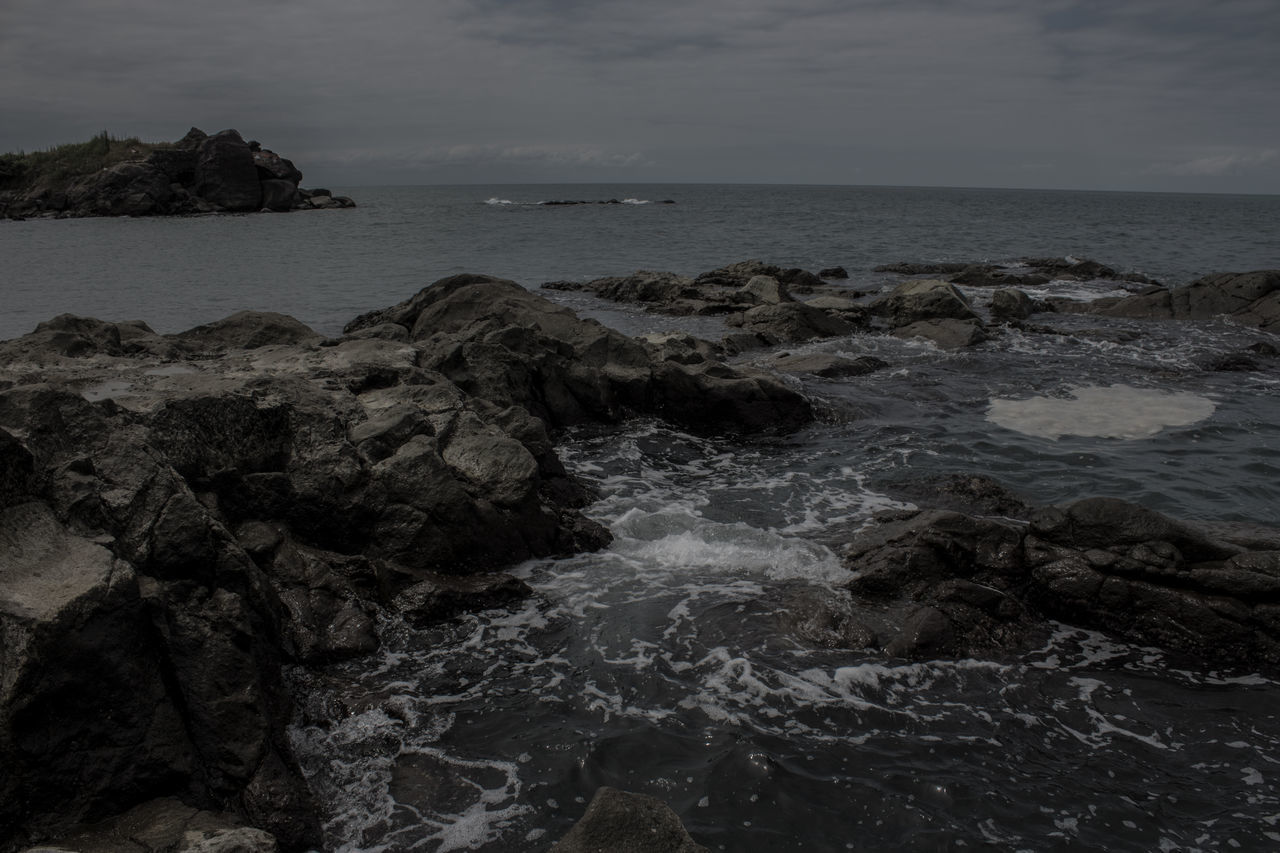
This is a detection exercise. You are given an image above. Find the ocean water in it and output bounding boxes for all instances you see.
[5,185,1280,851]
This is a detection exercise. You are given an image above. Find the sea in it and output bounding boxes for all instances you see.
[4,185,1280,851]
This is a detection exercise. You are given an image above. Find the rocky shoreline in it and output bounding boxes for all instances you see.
[0,128,354,220]
[2,262,1278,851]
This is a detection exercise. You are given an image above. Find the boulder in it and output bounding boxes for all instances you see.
[770,352,887,378]
[725,302,858,346]
[195,130,262,212]
[553,787,707,853]
[818,266,849,279]
[989,288,1035,322]
[168,311,325,353]
[251,150,303,186]
[259,180,299,212]
[891,318,989,349]
[737,275,792,305]
[871,279,978,326]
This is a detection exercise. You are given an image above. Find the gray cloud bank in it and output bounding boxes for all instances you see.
[2,0,1277,192]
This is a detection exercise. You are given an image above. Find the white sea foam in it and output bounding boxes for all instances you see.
[987,384,1216,439]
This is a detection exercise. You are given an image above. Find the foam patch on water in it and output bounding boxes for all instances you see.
[610,507,847,583]
[987,385,1216,440]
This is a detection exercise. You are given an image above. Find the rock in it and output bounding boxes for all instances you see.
[346,274,813,436]
[770,352,887,378]
[738,274,792,305]
[542,271,700,311]
[989,288,1035,322]
[553,787,708,853]
[18,798,278,853]
[892,318,989,349]
[259,179,299,212]
[65,163,174,217]
[1093,270,1280,331]
[950,265,1050,288]
[725,302,858,345]
[871,280,978,326]
[195,130,263,212]
[818,266,849,279]
[391,572,533,627]
[252,150,303,186]
[873,262,971,275]
[840,496,1280,668]
[693,259,781,288]
[168,311,325,353]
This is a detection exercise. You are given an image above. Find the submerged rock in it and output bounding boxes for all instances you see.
[553,787,708,853]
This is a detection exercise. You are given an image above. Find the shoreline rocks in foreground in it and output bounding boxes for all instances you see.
[2,261,1279,851]
[0,274,808,852]
[0,127,354,220]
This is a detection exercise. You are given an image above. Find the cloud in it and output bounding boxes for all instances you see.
[1,0,1278,191]
[332,144,652,170]
[1148,149,1278,177]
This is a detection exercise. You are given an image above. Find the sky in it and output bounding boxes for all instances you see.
[2,0,1278,193]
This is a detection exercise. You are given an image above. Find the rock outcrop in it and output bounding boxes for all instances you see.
[0,275,816,851]
[1,128,352,220]
[839,494,1280,668]
[347,274,814,435]
[1069,270,1280,332]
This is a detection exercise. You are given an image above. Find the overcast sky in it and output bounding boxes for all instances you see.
[2,0,1277,192]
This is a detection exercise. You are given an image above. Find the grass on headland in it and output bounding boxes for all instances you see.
[0,131,172,191]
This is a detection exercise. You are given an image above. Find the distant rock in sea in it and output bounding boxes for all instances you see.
[0,127,354,220]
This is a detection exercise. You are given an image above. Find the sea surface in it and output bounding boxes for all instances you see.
[5,185,1280,851]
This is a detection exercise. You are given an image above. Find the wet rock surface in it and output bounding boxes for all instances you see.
[552,787,708,853]
[838,492,1280,668]
[0,274,817,851]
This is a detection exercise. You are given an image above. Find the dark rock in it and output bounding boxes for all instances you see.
[693,259,782,288]
[892,318,989,349]
[168,311,324,353]
[18,797,279,853]
[989,288,1035,322]
[818,266,849,279]
[873,262,971,275]
[738,274,792,305]
[840,496,1280,668]
[1062,270,1280,331]
[553,787,707,853]
[725,302,857,345]
[195,130,263,212]
[770,353,887,378]
[145,147,199,184]
[346,274,813,436]
[252,150,303,186]
[259,180,299,213]
[950,265,1050,289]
[870,280,978,326]
[65,163,174,217]
[392,572,533,627]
